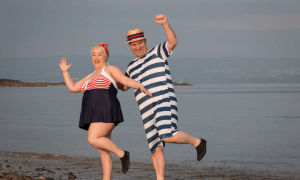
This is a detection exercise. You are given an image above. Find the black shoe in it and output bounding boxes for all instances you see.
[196,139,206,161]
[120,151,130,173]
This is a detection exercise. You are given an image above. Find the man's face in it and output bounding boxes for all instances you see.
[129,39,148,58]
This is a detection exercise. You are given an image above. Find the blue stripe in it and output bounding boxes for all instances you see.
[144,81,166,91]
[139,97,170,115]
[142,106,171,125]
[157,44,162,59]
[171,123,178,131]
[139,71,166,84]
[156,106,171,113]
[125,72,129,77]
[147,133,159,144]
[150,142,160,153]
[135,84,170,101]
[140,101,153,115]
[165,69,170,75]
[130,54,160,80]
[145,124,156,134]
[168,88,175,93]
[165,60,169,65]
[127,59,137,67]
[136,89,169,102]
[129,64,143,78]
[157,125,171,132]
[144,54,158,65]
[140,62,165,75]
[171,105,178,111]
[152,89,170,98]
[156,115,171,122]
[142,113,155,125]
[160,133,173,140]
[170,96,177,102]
[148,47,155,55]
[171,114,178,120]
[162,41,169,58]
[167,79,173,84]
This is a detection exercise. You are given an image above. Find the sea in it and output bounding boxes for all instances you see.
[0,83,300,175]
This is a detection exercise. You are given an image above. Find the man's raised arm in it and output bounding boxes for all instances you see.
[155,14,178,53]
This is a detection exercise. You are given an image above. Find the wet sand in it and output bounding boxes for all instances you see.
[1,151,298,180]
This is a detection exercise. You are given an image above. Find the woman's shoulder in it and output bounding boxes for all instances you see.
[106,65,121,71]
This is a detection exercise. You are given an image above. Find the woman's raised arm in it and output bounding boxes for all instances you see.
[108,65,152,97]
[59,57,86,93]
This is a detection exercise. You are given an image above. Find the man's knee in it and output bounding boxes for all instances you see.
[161,136,175,143]
[152,146,163,157]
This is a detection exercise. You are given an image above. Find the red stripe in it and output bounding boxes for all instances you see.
[127,34,144,41]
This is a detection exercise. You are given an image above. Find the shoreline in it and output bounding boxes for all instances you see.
[1,151,297,180]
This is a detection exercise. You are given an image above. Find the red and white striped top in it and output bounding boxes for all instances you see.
[80,66,116,94]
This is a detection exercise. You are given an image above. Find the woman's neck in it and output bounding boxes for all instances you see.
[94,63,107,72]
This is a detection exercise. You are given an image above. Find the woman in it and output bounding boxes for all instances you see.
[59,43,152,180]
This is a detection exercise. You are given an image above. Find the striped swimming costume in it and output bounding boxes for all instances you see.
[125,41,179,153]
[80,66,118,94]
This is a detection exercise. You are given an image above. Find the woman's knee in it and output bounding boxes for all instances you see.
[87,136,99,147]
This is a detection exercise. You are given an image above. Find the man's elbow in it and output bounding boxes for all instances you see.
[173,39,178,46]
[170,39,178,49]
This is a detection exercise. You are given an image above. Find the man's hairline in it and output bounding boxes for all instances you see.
[128,39,147,46]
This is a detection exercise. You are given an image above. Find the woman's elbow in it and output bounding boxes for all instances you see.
[68,87,80,93]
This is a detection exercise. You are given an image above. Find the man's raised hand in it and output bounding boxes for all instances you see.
[155,14,168,25]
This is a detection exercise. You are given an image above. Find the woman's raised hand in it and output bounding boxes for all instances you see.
[59,57,72,72]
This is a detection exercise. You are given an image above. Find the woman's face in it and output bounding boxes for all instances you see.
[91,47,107,69]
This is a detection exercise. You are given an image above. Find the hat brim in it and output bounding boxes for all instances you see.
[124,36,149,43]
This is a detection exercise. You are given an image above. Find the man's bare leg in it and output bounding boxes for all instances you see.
[162,131,200,146]
[162,131,206,161]
[152,146,165,180]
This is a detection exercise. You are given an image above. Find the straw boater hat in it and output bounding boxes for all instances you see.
[124,28,149,43]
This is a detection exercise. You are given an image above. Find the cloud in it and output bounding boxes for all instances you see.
[186,14,300,30]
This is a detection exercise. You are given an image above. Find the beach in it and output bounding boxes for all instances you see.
[1,84,300,180]
[1,151,297,180]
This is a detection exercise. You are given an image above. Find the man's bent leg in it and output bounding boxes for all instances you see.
[162,131,206,161]
[162,131,200,147]
[152,146,165,180]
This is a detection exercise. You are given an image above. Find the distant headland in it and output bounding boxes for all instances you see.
[0,79,66,87]
[0,79,191,87]
[172,82,192,86]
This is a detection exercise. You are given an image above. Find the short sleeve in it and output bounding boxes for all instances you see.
[156,41,172,61]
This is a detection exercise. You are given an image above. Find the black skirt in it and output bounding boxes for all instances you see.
[79,84,124,131]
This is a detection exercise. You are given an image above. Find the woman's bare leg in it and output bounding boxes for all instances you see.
[87,122,130,178]
[88,122,124,158]
[97,133,113,180]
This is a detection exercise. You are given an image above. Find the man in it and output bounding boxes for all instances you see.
[121,14,207,180]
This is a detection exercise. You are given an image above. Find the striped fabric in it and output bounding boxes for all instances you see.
[125,41,179,153]
[80,66,116,94]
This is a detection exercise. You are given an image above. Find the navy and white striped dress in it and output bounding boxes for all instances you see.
[125,41,179,153]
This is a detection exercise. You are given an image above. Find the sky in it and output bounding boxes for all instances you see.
[1,0,300,59]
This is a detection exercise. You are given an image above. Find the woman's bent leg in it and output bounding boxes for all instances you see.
[87,122,124,158]
[87,122,130,175]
